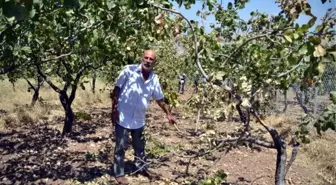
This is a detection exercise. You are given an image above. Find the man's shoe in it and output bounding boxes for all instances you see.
[115,176,129,185]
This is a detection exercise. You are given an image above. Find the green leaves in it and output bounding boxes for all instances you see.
[306,91,336,136]
[309,36,321,45]
[2,0,29,20]
[199,170,227,185]
[330,91,336,104]
[299,44,308,55]
[283,29,294,43]
[227,2,233,10]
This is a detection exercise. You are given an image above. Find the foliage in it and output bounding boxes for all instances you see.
[296,91,336,144]
[1,0,336,183]
[0,0,197,135]
[314,91,336,135]
[147,140,181,158]
[75,111,92,121]
[154,39,189,110]
[186,80,233,121]
[198,170,227,185]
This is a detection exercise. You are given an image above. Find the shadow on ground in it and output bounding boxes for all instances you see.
[0,114,120,184]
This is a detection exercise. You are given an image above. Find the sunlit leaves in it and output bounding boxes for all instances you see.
[313,45,326,57]
[331,91,336,104]
[314,92,336,135]
[283,33,292,43]
[234,0,249,9]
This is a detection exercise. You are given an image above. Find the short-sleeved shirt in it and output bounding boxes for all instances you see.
[115,64,164,129]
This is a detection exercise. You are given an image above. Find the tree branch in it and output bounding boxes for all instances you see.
[216,136,275,148]
[69,57,88,103]
[285,140,300,175]
[35,63,61,93]
[151,4,207,79]
[277,59,303,78]
[24,78,36,91]
[41,52,73,62]
[61,60,73,74]
[55,64,63,80]
[172,135,275,160]
[221,33,270,66]
[250,109,273,134]
[63,21,104,42]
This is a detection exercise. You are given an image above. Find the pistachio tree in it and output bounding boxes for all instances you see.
[0,0,195,136]
[153,1,335,185]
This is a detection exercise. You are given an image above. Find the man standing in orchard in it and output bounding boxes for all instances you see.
[111,50,177,184]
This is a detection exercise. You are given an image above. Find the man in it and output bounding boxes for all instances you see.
[193,75,199,93]
[193,75,206,93]
[178,73,186,94]
[110,50,176,185]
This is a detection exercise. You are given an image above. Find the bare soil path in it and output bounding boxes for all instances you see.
[0,91,333,185]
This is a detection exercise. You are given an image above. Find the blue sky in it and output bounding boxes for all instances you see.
[173,0,335,32]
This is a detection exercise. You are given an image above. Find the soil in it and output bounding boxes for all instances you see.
[0,91,332,185]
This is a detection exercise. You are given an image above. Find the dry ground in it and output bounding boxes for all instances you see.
[0,79,335,185]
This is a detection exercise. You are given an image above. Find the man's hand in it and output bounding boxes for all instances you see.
[112,110,119,125]
[167,114,177,124]
[156,99,177,124]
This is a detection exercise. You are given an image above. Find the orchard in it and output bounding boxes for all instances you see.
[0,0,335,185]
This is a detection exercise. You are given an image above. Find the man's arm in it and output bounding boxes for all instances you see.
[156,98,177,124]
[111,86,121,124]
[156,98,169,114]
[111,86,121,112]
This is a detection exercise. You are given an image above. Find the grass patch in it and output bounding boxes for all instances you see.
[75,111,92,121]
[147,140,182,158]
[301,133,336,184]
[0,78,111,129]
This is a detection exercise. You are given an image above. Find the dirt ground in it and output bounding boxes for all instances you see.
[0,91,335,185]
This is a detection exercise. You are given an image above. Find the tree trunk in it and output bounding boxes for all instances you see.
[303,89,309,105]
[11,82,16,92]
[31,76,43,107]
[264,127,287,185]
[60,91,74,137]
[31,89,39,107]
[91,73,96,94]
[274,138,287,185]
[282,90,287,113]
[295,91,309,113]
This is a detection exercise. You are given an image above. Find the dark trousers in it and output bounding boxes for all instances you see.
[113,123,146,177]
[178,81,185,94]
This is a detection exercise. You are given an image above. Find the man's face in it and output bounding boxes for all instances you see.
[141,50,156,72]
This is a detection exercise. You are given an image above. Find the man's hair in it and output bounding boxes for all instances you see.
[143,49,157,60]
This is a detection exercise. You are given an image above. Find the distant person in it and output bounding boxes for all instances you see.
[110,50,177,185]
[193,75,207,93]
[178,73,186,94]
[200,75,206,84]
[193,77,199,93]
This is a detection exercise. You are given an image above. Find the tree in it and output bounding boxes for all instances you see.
[1,0,335,184]
[0,0,191,136]
[153,1,335,185]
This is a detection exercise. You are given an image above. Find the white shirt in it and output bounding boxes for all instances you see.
[115,64,164,129]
